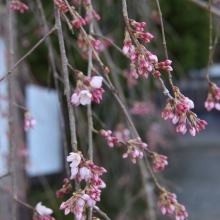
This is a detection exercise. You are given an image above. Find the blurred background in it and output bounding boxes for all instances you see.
[0,0,220,219]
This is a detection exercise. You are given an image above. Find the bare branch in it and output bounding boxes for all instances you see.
[54,5,78,152]
[0,27,57,82]
[93,206,111,220]
[155,0,174,89]
[0,172,10,180]
[91,33,129,58]
[14,197,34,211]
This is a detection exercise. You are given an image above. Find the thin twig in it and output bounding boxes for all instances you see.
[205,23,220,82]
[205,0,213,83]
[0,27,57,82]
[0,172,10,180]
[61,11,74,34]
[93,206,111,220]
[155,0,174,89]
[14,197,34,211]
[91,33,129,58]
[187,0,220,17]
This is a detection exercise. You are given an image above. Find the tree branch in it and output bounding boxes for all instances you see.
[54,5,78,152]
[0,27,57,82]
[93,206,111,220]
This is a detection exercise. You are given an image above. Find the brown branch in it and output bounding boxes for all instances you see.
[91,33,129,58]
[205,23,220,82]
[0,27,57,82]
[54,5,78,152]
[205,0,213,83]
[14,197,34,211]
[155,0,174,89]
[0,172,10,180]
[93,206,111,220]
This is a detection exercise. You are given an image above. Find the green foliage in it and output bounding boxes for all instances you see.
[160,0,209,73]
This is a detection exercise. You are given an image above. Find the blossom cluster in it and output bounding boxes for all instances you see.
[10,0,29,13]
[56,0,68,13]
[123,137,148,164]
[204,82,220,111]
[71,73,104,106]
[24,111,36,132]
[130,101,148,116]
[77,33,101,59]
[150,152,168,172]
[122,24,173,79]
[99,129,119,147]
[33,202,55,220]
[85,9,100,24]
[158,188,188,220]
[56,178,72,198]
[162,86,207,136]
[59,152,106,219]
[56,0,100,28]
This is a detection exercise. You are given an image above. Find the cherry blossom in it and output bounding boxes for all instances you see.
[71,74,105,106]
[77,33,101,59]
[162,87,207,136]
[24,111,36,132]
[78,90,92,105]
[67,152,81,167]
[36,202,53,216]
[151,152,168,172]
[89,76,103,89]
[56,0,68,13]
[158,188,188,220]
[10,0,29,13]
[56,178,72,198]
[204,83,220,111]
[60,193,90,218]
[99,129,119,147]
[122,138,147,164]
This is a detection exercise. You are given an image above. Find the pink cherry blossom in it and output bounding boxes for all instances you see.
[10,1,29,13]
[151,153,168,172]
[24,111,36,132]
[71,93,80,106]
[99,129,119,147]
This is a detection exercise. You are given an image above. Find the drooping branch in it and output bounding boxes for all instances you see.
[54,5,78,152]
[155,0,174,89]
